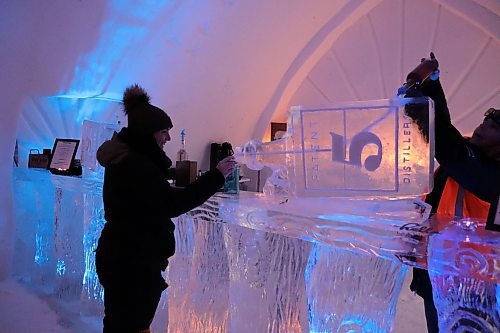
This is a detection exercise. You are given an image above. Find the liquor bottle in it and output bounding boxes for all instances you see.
[235,97,434,198]
[224,165,240,194]
[398,52,439,96]
[220,142,240,194]
[176,129,188,161]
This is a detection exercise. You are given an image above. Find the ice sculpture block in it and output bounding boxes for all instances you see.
[164,193,414,333]
[53,183,84,300]
[236,97,434,198]
[219,193,430,261]
[81,120,121,180]
[427,218,499,332]
[51,174,104,312]
[12,168,56,291]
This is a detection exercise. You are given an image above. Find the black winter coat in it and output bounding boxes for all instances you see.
[422,79,499,205]
[95,128,225,271]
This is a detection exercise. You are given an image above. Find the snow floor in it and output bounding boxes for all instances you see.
[0,272,427,333]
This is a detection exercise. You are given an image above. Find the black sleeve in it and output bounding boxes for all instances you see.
[420,79,500,203]
[116,156,225,221]
[162,170,225,217]
[420,79,464,163]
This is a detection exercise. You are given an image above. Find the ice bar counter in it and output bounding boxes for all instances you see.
[12,98,499,332]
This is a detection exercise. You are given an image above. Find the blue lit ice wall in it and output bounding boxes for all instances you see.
[14,0,211,302]
[16,1,185,161]
[11,168,55,288]
[67,0,183,97]
[16,96,124,168]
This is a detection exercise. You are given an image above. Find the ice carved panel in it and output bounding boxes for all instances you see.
[81,192,105,316]
[51,174,104,308]
[12,168,56,291]
[163,195,412,332]
[225,228,311,333]
[81,120,121,180]
[237,97,434,199]
[166,215,229,333]
[54,186,84,300]
[306,244,407,332]
[428,222,500,332]
[219,195,430,261]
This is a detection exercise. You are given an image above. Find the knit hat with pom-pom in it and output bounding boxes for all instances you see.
[123,84,173,134]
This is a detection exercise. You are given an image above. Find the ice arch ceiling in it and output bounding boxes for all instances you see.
[15,0,500,166]
[261,0,500,139]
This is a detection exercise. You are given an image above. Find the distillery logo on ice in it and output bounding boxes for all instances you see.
[299,106,399,193]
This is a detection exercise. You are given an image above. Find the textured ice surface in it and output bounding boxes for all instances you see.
[12,169,105,314]
[428,220,500,332]
[236,97,434,198]
[52,176,103,299]
[54,185,84,300]
[81,192,105,315]
[219,194,430,260]
[51,175,104,313]
[166,214,230,333]
[81,120,121,180]
[305,245,407,332]
[12,168,56,291]
[164,195,410,332]
[11,170,499,332]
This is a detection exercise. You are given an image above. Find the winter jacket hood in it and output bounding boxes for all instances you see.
[97,133,130,167]
[97,128,172,176]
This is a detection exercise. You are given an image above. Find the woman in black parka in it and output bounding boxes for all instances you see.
[95,84,236,332]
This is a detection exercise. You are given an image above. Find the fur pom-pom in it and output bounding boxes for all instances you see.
[123,84,151,114]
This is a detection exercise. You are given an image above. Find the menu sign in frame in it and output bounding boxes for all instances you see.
[49,138,80,171]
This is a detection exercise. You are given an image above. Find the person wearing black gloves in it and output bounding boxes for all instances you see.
[95,84,236,333]
[405,56,500,332]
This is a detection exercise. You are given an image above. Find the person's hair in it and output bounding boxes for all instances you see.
[484,108,500,127]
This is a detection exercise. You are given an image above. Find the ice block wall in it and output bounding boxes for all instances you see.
[81,120,121,180]
[16,96,125,169]
[12,168,56,291]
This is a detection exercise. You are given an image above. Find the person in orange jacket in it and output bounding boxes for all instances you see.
[404,56,500,332]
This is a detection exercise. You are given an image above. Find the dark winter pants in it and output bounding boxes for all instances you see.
[96,262,167,332]
[411,268,439,333]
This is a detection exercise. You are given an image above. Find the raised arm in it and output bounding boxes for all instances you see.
[420,79,498,202]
